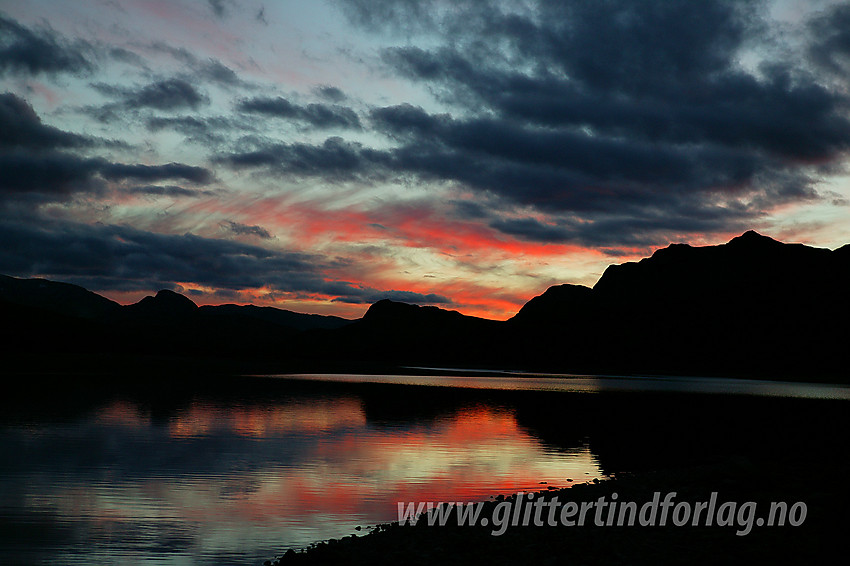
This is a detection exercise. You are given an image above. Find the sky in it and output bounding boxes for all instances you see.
[2,0,850,320]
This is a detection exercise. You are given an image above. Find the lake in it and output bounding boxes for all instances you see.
[1,373,848,565]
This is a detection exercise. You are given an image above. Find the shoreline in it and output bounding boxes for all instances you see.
[266,459,850,565]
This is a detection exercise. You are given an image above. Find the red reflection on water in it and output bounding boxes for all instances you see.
[96,400,151,427]
[89,398,601,528]
[229,405,598,519]
[163,398,367,438]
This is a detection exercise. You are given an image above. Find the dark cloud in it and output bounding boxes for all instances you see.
[0,93,91,149]
[125,185,207,198]
[215,137,376,179]
[237,96,361,129]
[0,151,105,198]
[223,220,273,239]
[218,116,805,217]
[314,85,347,102]
[145,42,246,87]
[335,0,464,35]
[808,3,850,74]
[196,59,242,86]
[107,47,148,68]
[93,78,208,112]
[99,162,212,184]
[487,206,756,249]
[128,78,208,110]
[539,1,750,95]
[0,94,213,203]
[145,115,242,145]
[450,200,488,220]
[384,49,850,160]
[147,115,211,134]
[488,218,572,244]
[324,0,850,246]
[0,151,213,199]
[0,217,446,304]
[0,218,331,293]
[0,14,93,76]
[371,104,802,207]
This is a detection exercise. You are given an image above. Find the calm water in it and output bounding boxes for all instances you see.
[1,373,848,565]
[279,372,850,399]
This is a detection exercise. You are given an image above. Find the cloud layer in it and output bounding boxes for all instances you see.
[0,13,93,76]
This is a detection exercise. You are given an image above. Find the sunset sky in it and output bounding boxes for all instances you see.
[2,0,850,319]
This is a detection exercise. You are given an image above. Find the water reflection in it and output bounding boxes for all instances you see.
[5,374,847,566]
[0,388,602,566]
[281,372,850,399]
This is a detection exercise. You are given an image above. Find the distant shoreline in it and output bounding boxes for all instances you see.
[265,372,850,400]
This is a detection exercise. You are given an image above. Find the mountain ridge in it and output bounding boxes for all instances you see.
[2,231,848,380]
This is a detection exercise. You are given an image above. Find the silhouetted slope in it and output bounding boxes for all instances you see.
[0,297,109,357]
[509,231,850,377]
[124,289,199,318]
[593,231,838,303]
[362,299,486,326]
[0,274,121,319]
[199,303,350,332]
[510,284,594,325]
[0,276,349,371]
[301,299,503,367]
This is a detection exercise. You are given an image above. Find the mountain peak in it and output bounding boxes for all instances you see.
[153,289,198,308]
[132,289,198,315]
[153,289,193,301]
[362,299,470,325]
[363,299,427,320]
[727,230,781,248]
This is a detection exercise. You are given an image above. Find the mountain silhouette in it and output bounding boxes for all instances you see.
[510,284,594,325]
[507,230,850,377]
[0,278,353,372]
[0,274,120,319]
[125,289,199,318]
[1,231,848,380]
[302,299,502,366]
[198,303,349,332]
[362,299,488,326]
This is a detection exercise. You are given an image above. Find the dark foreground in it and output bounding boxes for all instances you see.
[267,459,850,566]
